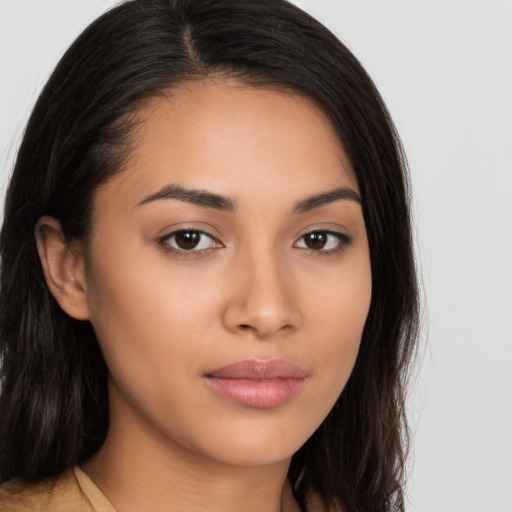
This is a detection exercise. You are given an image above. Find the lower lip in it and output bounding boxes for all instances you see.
[204,377,305,408]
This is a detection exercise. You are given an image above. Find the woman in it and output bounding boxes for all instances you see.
[0,0,419,510]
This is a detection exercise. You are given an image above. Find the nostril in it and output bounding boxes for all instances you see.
[239,324,251,330]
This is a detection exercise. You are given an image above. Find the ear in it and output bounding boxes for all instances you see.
[35,216,90,321]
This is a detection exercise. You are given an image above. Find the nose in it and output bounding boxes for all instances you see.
[222,249,300,339]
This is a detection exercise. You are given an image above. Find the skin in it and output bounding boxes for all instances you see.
[37,79,372,512]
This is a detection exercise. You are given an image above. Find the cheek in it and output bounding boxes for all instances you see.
[305,246,372,334]
[305,255,372,396]
[84,258,221,438]
[83,242,222,385]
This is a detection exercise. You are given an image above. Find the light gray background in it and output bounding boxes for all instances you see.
[1,1,511,510]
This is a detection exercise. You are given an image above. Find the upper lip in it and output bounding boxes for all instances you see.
[205,359,308,380]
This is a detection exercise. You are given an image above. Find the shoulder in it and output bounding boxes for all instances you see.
[0,469,75,511]
[0,468,113,512]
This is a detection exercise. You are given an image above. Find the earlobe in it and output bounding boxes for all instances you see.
[35,216,90,321]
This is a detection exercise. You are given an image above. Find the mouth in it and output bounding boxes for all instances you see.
[203,359,308,408]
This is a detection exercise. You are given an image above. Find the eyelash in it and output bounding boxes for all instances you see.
[294,230,352,256]
[158,229,352,258]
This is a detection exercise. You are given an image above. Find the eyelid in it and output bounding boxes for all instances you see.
[155,221,222,240]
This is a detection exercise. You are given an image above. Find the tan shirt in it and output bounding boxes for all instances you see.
[0,467,328,511]
[0,468,115,512]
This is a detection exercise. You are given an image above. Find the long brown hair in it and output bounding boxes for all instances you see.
[0,1,419,510]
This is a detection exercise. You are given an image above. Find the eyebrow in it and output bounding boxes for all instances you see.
[137,183,361,213]
[138,184,234,211]
[293,187,362,213]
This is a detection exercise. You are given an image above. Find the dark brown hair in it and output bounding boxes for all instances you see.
[0,1,419,510]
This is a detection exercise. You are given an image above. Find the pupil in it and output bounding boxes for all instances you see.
[305,232,327,250]
[175,231,200,250]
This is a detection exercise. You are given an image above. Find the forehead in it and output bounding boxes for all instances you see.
[96,78,358,209]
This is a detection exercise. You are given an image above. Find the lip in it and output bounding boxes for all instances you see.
[203,359,308,408]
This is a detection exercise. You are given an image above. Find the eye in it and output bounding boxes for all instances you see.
[160,229,221,252]
[294,230,350,253]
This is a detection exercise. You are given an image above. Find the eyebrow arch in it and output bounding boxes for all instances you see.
[137,184,235,211]
[293,187,362,214]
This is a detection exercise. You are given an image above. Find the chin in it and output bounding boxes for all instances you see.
[180,414,318,469]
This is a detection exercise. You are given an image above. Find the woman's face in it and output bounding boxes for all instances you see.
[81,79,371,467]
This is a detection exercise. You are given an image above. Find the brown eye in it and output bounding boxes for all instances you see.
[174,230,201,250]
[303,232,328,250]
[295,230,350,253]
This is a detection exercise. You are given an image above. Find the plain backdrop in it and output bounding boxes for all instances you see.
[1,1,511,510]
